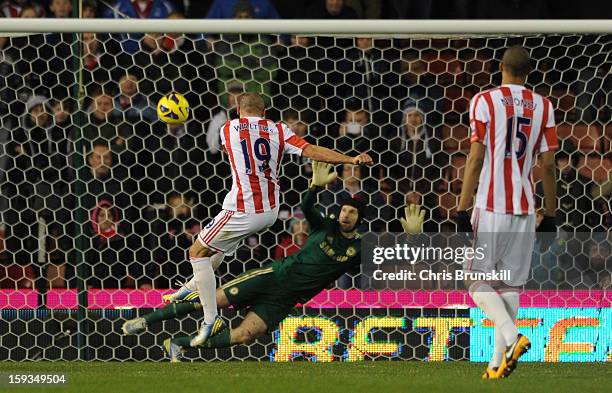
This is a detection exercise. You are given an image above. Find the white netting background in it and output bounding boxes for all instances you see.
[0,31,610,361]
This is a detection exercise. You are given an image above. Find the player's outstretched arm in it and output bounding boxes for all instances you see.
[456,142,485,232]
[302,144,373,165]
[400,204,426,235]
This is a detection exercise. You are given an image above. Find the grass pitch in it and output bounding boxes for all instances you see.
[0,362,609,393]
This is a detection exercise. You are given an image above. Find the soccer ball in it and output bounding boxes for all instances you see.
[157,93,190,124]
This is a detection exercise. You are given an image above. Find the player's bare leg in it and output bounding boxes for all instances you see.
[227,312,269,346]
[189,240,224,346]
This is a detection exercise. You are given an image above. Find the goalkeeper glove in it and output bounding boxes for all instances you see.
[536,215,557,233]
[310,161,337,187]
[536,215,557,252]
[400,204,425,235]
[456,211,473,233]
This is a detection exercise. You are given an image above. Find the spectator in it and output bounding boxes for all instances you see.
[307,0,358,19]
[83,88,131,150]
[536,140,597,232]
[336,104,373,153]
[581,237,610,289]
[389,100,440,197]
[45,234,68,289]
[396,50,445,127]
[49,0,71,17]
[51,99,72,128]
[0,0,45,17]
[141,11,188,57]
[283,109,307,138]
[206,0,279,19]
[18,3,36,17]
[344,37,398,117]
[82,0,97,17]
[85,200,146,288]
[102,0,176,54]
[150,192,201,287]
[114,73,156,122]
[370,178,403,232]
[274,215,309,259]
[82,140,135,212]
[212,7,278,106]
[82,32,102,70]
[344,0,381,18]
[205,82,242,154]
[0,258,35,289]
[275,35,326,115]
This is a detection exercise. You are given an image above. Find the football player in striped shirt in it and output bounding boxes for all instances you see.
[165,93,373,348]
[457,46,558,379]
[121,162,425,362]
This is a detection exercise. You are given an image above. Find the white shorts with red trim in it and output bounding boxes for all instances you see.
[463,208,536,286]
[197,207,279,256]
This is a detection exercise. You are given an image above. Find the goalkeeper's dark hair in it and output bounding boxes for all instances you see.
[339,194,366,229]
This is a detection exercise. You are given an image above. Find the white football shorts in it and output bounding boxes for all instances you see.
[197,207,279,256]
[463,208,536,286]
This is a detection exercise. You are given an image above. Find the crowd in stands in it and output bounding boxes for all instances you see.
[0,0,610,294]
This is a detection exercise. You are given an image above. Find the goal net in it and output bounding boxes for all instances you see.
[0,20,610,362]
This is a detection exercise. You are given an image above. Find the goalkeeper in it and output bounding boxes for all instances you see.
[122,162,425,361]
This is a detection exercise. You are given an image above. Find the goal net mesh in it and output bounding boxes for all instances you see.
[0,30,610,361]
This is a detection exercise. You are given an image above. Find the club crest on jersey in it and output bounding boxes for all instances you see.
[229,287,239,295]
[205,218,215,229]
[346,247,357,257]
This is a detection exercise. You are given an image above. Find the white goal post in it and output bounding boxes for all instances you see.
[1,18,611,34]
[0,17,609,363]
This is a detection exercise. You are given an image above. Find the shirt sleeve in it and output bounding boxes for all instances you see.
[206,113,226,154]
[300,187,326,231]
[281,123,310,156]
[539,99,559,153]
[469,93,489,145]
[219,120,230,154]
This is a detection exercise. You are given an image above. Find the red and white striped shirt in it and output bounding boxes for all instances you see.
[470,84,558,215]
[220,117,310,213]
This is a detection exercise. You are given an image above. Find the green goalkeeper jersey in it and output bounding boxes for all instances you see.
[272,187,361,299]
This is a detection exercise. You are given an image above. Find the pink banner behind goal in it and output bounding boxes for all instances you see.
[0,289,609,309]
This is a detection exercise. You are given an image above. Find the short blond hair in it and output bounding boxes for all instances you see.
[238,92,265,115]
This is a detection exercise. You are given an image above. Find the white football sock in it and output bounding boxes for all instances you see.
[183,276,197,291]
[489,290,520,368]
[469,282,518,347]
[490,327,506,369]
[183,253,224,291]
[191,257,218,325]
[210,252,225,269]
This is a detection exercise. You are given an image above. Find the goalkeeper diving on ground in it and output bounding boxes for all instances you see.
[122,161,425,362]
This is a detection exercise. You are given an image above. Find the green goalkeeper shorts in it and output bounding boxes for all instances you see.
[222,266,297,331]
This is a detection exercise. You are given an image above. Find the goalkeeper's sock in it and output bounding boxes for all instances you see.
[191,256,218,324]
[143,302,200,325]
[171,329,231,349]
[201,328,232,348]
[469,282,518,346]
[489,290,520,368]
[171,336,192,348]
